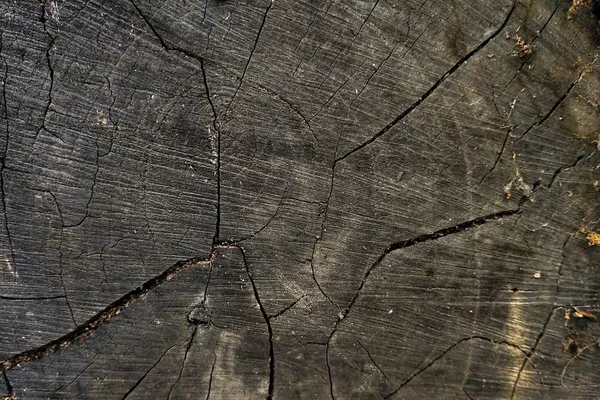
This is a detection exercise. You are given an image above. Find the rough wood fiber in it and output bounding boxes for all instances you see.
[0,0,599,398]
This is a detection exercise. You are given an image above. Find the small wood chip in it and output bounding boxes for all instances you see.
[514,35,533,56]
[587,232,600,245]
[573,306,597,319]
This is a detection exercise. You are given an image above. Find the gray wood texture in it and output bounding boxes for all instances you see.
[0,0,599,398]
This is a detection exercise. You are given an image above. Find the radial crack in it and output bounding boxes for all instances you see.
[510,233,575,398]
[228,0,273,109]
[309,150,340,310]
[167,326,198,400]
[504,1,560,89]
[257,84,318,143]
[384,338,467,398]
[547,149,595,188]
[206,351,216,400]
[323,208,522,398]
[385,336,525,398]
[345,207,521,318]
[56,352,99,393]
[268,294,306,320]
[129,1,222,244]
[308,61,365,123]
[220,188,289,245]
[48,191,77,327]
[199,57,221,244]
[121,345,176,399]
[325,207,522,396]
[514,55,598,143]
[477,126,512,186]
[2,371,15,399]
[238,246,274,399]
[0,295,66,301]
[0,33,16,281]
[326,339,335,400]
[0,253,212,372]
[64,142,101,229]
[510,309,553,399]
[348,41,399,110]
[314,0,379,93]
[35,2,59,145]
[101,76,117,157]
[357,340,390,382]
[336,0,517,162]
[129,0,206,65]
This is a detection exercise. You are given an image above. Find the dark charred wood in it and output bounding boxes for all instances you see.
[0,0,599,398]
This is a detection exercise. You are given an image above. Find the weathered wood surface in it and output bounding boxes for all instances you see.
[0,0,599,398]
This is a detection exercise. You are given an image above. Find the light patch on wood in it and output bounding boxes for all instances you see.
[587,232,600,245]
[567,0,592,20]
[593,133,600,150]
[210,331,268,398]
[44,1,59,22]
[573,306,597,319]
[3,255,17,278]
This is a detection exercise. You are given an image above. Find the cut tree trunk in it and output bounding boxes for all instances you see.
[1,0,599,398]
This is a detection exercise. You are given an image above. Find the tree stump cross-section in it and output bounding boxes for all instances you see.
[0,0,599,398]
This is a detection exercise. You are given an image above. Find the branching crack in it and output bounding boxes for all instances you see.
[336,0,517,162]
[325,207,521,395]
[129,0,206,65]
[129,0,222,244]
[309,6,519,315]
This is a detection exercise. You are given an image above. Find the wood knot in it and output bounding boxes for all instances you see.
[187,304,211,327]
